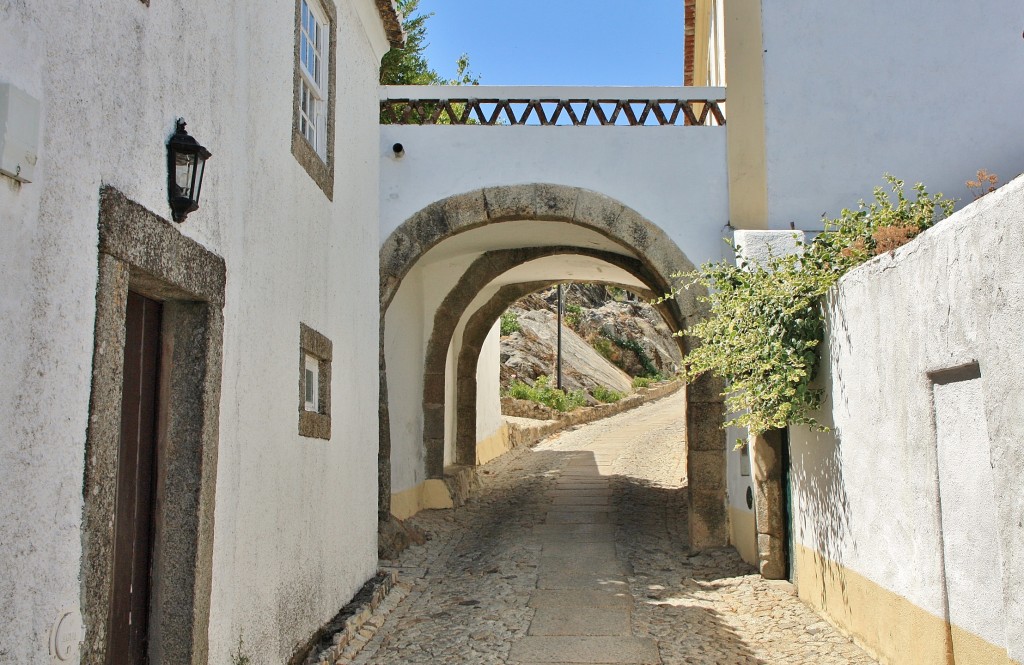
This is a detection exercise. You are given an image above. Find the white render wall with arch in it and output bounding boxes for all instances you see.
[379,117,730,503]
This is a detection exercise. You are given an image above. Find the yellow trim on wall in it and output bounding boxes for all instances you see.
[692,0,712,87]
[794,543,1015,665]
[390,479,454,520]
[723,0,769,230]
[476,423,512,466]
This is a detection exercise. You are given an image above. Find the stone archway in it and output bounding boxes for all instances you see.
[448,258,683,469]
[380,184,728,550]
[422,246,687,477]
[454,277,669,467]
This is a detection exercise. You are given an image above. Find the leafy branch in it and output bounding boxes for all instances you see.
[669,176,954,437]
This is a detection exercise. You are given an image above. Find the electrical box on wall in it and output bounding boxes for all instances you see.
[0,83,41,183]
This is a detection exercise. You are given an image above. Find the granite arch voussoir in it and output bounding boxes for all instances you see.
[380,184,700,315]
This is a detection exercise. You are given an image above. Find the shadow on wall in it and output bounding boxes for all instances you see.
[790,297,855,610]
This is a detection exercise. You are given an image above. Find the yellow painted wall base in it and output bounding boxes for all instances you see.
[476,423,512,466]
[729,506,758,567]
[390,479,453,520]
[794,543,1015,665]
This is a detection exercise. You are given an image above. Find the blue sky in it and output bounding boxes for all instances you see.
[415,1,685,86]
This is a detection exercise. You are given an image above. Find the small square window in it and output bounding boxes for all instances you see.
[299,323,332,440]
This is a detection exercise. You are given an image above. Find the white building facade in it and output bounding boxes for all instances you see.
[0,0,402,662]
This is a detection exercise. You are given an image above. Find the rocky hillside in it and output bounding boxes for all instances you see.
[498,284,683,404]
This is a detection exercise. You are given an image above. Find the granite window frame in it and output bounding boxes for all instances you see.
[291,0,337,200]
[299,323,332,439]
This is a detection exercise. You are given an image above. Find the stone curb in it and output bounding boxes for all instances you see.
[505,380,684,449]
[302,571,402,665]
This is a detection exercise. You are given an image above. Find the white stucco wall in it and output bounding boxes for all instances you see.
[381,124,729,265]
[789,175,1024,660]
[0,1,387,662]
[760,0,1024,230]
[476,321,504,442]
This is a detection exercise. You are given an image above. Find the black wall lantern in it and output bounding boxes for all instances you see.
[166,118,211,223]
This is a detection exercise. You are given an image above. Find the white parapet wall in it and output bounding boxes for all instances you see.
[789,176,1024,664]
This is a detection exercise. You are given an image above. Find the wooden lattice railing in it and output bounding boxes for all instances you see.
[380,86,726,127]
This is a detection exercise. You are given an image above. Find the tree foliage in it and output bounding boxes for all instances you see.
[379,0,478,86]
[670,176,955,437]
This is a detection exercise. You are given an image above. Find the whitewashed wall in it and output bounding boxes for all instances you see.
[760,0,1024,230]
[381,124,729,264]
[790,176,1024,662]
[0,1,388,662]
[476,321,504,443]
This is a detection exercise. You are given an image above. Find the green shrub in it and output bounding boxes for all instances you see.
[603,333,660,378]
[504,375,586,412]
[231,634,251,665]
[668,175,953,437]
[500,311,520,335]
[564,303,583,329]
[607,286,627,301]
[632,376,654,389]
[592,336,617,362]
[591,386,624,403]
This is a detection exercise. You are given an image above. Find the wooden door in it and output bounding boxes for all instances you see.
[109,291,162,664]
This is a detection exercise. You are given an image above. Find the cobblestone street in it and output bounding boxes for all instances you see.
[357,392,877,664]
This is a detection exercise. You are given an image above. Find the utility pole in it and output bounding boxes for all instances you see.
[556,283,563,390]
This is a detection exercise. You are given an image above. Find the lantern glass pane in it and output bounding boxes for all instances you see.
[175,152,194,196]
[192,157,206,202]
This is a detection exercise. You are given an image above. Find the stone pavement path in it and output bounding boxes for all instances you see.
[356,391,876,664]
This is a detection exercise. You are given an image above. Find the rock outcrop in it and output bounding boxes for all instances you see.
[501,308,634,395]
[498,285,683,400]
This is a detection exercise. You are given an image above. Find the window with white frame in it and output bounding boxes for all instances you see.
[299,0,328,159]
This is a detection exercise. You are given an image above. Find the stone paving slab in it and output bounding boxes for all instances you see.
[544,511,610,524]
[527,607,632,637]
[537,557,624,577]
[532,524,615,536]
[552,482,609,490]
[528,589,633,609]
[545,504,611,513]
[509,636,661,664]
[545,489,612,498]
[353,392,878,665]
[536,570,629,590]
[548,495,611,506]
[532,533,616,545]
[538,541,617,559]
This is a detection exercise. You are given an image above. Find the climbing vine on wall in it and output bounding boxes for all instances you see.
[603,333,661,378]
[667,176,955,436]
